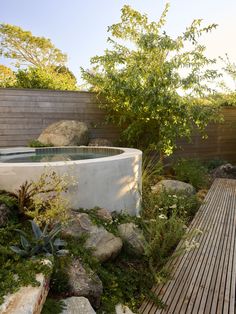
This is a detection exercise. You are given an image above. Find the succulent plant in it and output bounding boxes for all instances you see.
[10,220,67,257]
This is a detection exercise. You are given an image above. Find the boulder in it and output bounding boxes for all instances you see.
[118,223,146,255]
[211,163,236,179]
[61,297,96,314]
[151,179,195,195]
[67,259,102,309]
[38,120,89,146]
[88,138,113,147]
[96,208,113,222]
[0,203,11,227]
[63,213,123,262]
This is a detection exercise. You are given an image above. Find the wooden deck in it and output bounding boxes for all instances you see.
[140,178,236,314]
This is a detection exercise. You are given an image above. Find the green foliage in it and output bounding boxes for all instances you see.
[0,64,16,87]
[144,215,185,269]
[82,4,221,154]
[0,222,52,305]
[0,192,17,209]
[42,298,66,314]
[28,139,53,148]
[0,23,67,68]
[97,252,164,313]
[10,220,66,257]
[14,170,71,225]
[205,158,227,171]
[15,66,77,91]
[173,159,209,189]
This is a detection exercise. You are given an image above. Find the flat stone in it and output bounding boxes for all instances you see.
[118,223,146,255]
[151,179,195,195]
[67,259,102,309]
[61,297,96,314]
[0,260,52,314]
[115,304,136,314]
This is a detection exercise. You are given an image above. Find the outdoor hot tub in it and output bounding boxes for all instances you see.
[0,146,142,215]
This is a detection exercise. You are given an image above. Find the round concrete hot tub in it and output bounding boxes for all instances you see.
[0,146,142,215]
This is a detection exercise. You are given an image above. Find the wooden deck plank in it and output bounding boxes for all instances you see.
[142,180,221,314]
[163,180,229,313]
[140,179,236,314]
[141,180,220,313]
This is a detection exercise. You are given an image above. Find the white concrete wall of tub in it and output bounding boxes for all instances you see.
[0,147,142,215]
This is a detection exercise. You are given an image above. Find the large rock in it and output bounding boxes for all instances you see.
[211,163,236,179]
[63,213,123,262]
[88,138,113,147]
[151,179,195,195]
[118,223,146,255]
[0,203,11,227]
[38,120,89,146]
[68,259,102,309]
[0,260,52,314]
[61,297,96,314]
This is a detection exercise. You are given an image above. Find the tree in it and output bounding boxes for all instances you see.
[81,4,221,155]
[0,23,67,68]
[15,66,77,90]
[0,64,16,87]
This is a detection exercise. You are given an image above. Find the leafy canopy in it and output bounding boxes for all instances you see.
[82,4,221,154]
[0,64,16,87]
[15,66,78,90]
[0,23,67,68]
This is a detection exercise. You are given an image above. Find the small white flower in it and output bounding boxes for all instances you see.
[158,214,167,220]
[170,204,177,209]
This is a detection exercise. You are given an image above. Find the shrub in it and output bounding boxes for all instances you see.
[14,170,72,226]
[28,139,53,148]
[173,159,209,190]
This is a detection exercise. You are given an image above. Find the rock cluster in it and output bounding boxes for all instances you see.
[211,163,236,180]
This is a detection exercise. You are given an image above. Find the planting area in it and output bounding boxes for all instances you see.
[1,156,234,313]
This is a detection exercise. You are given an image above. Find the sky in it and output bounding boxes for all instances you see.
[1,0,236,85]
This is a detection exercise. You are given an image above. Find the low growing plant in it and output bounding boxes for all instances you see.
[173,159,209,190]
[28,139,53,148]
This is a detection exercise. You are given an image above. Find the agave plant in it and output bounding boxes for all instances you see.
[10,220,67,257]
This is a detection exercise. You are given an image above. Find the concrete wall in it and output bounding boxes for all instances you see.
[0,147,142,215]
[0,88,119,147]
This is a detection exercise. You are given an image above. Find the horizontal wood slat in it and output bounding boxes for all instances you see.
[140,178,236,314]
[1,88,236,162]
[0,88,119,147]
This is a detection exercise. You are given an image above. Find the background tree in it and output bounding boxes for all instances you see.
[82,4,221,155]
[0,64,16,87]
[0,24,78,90]
[15,66,77,90]
[0,23,67,68]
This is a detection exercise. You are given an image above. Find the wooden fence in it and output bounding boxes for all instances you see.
[0,88,236,162]
[0,88,119,147]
